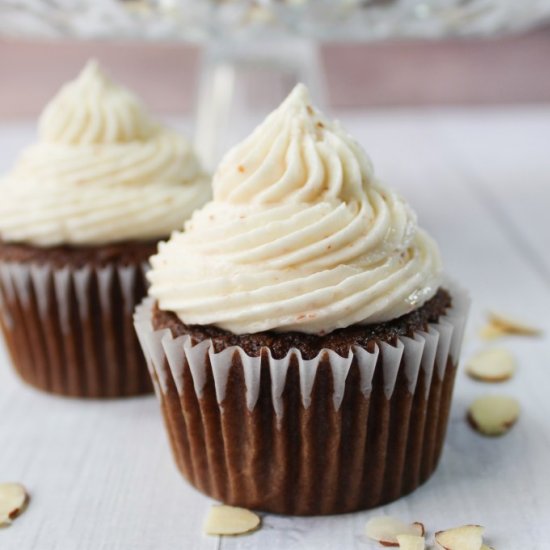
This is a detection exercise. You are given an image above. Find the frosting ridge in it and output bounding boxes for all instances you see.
[0,61,210,246]
[39,60,156,145]
[214,84,372,205]
[149,84,443,334]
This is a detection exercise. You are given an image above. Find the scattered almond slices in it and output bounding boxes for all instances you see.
[489,313,543,337]
[367,518,496,550]
[468,395,520,436]
[465,348,517,383]
[0,483,29,527]
[480,313,542,340]
[396,534,426,550]
[434,525,484,550]
[203,504,260,536]
[365,516,425,547]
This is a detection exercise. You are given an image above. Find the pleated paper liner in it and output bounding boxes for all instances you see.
[135,282,469,515]
[0,260,153,398]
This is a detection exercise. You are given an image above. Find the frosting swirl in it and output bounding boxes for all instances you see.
[149,84,442,334]
[0,61,210,246]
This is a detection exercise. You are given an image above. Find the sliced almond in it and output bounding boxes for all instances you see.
[0,483,28,527]
[468,395,520,436]
[397,534,426,550]
[365,516,424,547]
[465,348,516,382]
[435,525,484,550]
[479,324,505,341]
[203,505,260,536]
[488,313,542,337]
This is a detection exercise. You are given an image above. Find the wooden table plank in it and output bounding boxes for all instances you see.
[0,346,219,550]
[428,107,550,284]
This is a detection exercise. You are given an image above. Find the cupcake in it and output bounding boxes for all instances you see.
[0,61,210,398]
[135,84,469,515]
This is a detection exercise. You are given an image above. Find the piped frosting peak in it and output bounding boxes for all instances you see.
[149,84,443,335]
[214,83,372,205]
[40,60,156,145]
[0,61,210,246]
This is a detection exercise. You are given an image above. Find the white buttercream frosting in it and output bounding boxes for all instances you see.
[0,61,210,246]
[148,84,443,335]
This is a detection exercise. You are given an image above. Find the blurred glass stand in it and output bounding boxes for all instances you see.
[195,38,326,169]
[1,0,550,164]
[4,1,549,40]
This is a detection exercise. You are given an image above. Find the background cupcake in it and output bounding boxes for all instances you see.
[135,84,469,515]
[0,60,210,398]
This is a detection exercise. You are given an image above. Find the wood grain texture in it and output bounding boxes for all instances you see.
[1,108,549,549]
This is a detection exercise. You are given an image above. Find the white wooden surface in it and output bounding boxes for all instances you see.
[1,109,549,550]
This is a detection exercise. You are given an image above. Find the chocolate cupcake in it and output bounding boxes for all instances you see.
[0,61,210,398]
[135,85,469,514]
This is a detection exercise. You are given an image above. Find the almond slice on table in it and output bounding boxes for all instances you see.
[365,516,425,547]
[0,483,28,527]
[487,313,542,337]
[435,525,484,550]
[203,505,260,536]
[468,395,520,436]
[465,348,517,382]
[479,324,505,341]
[396,534,426,550]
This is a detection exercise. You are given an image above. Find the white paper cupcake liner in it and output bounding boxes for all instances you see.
[133,281,469,515]
[0,260,152,397]
[135,280,469,415]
